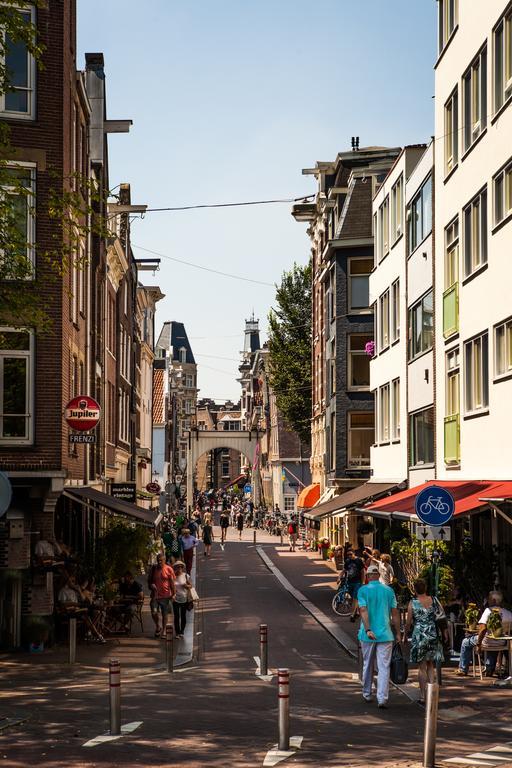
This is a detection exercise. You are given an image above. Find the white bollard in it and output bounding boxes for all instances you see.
[109,658,121,735]
[278,668,290,750]
[166,623,174,673]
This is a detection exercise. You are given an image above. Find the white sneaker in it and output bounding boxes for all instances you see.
[362,694,373,702]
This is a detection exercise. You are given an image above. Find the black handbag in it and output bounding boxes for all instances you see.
[390,641,409,684]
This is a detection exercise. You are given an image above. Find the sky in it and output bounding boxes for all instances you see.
[77,0,437,402]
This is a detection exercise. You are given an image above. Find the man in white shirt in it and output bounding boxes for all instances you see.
[458,591,512,677]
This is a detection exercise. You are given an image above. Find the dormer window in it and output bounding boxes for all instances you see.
[179,347,187,364]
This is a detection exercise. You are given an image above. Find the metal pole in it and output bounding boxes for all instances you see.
[166,622,174,673]
[278,668,290,751]
[280,532,283,546]
[109,658,121,736]
[259,624,268,676]
[253,529,256,544]
[423,682,439,768]
[68,617,76,665]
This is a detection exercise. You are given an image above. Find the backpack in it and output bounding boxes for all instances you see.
[288,522,297,535]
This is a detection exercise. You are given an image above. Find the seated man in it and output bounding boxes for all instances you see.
[58,576,106,643]
[35,535,63,567]
[457,591,512,677]
[118,571,144,629]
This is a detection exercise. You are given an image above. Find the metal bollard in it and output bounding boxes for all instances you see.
[423,682,439,768]
[280,532,283,546]
[165,623,174,673]
[278,668,290,751]
[68,617,76,665]
[253,529,256,544]
[109,658,121,735]
[259,624,268,676]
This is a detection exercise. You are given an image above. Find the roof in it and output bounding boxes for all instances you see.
[152,367,165,424]
[155,321,196,364]
[64,487,160,527]
[363,480,512,520]
[305,481,400,520]
[336,178,373,240]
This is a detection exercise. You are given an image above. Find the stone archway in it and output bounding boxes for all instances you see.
[186,430,258,508]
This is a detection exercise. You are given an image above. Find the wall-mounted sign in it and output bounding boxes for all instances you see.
[146,482,161,495]
[69,433,96,444]
[111,482,136,503]
[65,396,101,431]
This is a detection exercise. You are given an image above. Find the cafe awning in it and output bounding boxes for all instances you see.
[305,481,401,521]
[63,486,160,528]
[360,480,512,521]
[297,483,320,509]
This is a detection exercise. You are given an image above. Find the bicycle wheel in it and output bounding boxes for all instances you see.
[332,590,353,617]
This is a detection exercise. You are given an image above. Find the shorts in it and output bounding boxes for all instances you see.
[347,581,361,599]
[151,597,171,617]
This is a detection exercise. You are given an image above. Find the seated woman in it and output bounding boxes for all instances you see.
[57,576,106,644]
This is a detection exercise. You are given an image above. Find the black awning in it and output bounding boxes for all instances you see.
[63,486,159,527]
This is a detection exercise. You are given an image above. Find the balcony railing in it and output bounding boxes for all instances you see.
[444,413,460,465]
[443,283,459,338]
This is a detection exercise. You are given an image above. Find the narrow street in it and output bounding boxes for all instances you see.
[2,528,512,768]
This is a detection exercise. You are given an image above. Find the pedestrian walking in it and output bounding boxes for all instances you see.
[342,548,364,622]
[179,528,198,574]
[358,563,400,708]
[202,519,214,556]
[288,517,298,551]
[219,511,230,542]
[403,578,444,704]
[236,510,244,540]
[148,553,176,639]
[378,554,395,586]
[172,561,192,639]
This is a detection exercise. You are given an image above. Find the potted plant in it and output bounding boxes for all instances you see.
[487,607,503,638]
[319,538,330,560]
[357,520,375,536]
[21,615,51,653]
[465,603,479,630]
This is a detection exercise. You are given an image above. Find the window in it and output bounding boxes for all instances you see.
[221,459,230,477]
[407,176,432,254]
[0,6,35,118]
[379,384,390,443]
[330,411,336,471]
[463,187,487,276]
[464,332,489,413]
[348,334,371,390]
[494,319,512,378]
[284,496,295,512]
[329,338,336,397]
[438,0,457,52]
[444,89,459,174]
[0,327,33,443]
[379,197,389,259]
[408,290,433,360]
[179,347,187,364]
[379,290,390,351]
[410,408,434,466]
[444,218,459,337]
[463,47,487,153]
[1,163,36,276]
[391,175,403,243]
[185,399,192,415]
[373,212,379,264]
[446,348,460,416]
[494,8,512,111]
[391,279,400,343]
[185,373,194,388]
[493,159,512,226]
[348,257,372,312]
[392,378,400,441]
[348,412,373,467]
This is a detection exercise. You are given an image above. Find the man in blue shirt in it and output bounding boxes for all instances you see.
[357,564,400,708]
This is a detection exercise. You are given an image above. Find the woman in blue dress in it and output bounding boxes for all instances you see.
[404,578,444,704]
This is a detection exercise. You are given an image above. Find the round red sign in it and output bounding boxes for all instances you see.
[146,482,161,494]
[65,395,101,431]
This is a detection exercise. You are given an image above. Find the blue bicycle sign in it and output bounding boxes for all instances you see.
[415,485,455,526]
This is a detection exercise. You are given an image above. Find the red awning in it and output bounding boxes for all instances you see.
[225,474,248,489]
[362,480,512,520]
[297,483,320,509]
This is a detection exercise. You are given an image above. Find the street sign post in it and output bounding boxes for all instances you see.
[243,484,252,494]
[415,524,452,542]
[415,485,455,527]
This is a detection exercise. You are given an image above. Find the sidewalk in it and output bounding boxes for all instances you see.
[258,540,512,722]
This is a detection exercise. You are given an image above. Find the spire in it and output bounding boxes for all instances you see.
[244,315,260,355]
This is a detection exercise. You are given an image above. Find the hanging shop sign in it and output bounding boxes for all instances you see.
[111,482,136,503]
[65,396,101,432]
[146,482,161,495]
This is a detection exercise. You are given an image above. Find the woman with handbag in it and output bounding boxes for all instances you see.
[172,561,193,639]
[404,578,444,704]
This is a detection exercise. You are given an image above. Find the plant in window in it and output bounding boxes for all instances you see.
[365,340,375,357]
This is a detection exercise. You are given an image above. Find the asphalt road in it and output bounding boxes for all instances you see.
[1,529,511,767]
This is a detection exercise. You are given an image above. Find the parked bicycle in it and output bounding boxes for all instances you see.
[332,576,353,617]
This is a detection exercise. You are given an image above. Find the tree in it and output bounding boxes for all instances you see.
[268,262,312,445]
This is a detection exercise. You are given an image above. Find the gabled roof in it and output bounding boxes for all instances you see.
[156,321,196,364]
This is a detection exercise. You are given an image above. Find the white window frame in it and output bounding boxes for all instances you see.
[408,290,434,360]
[444,88,458,175]
[379,384,390,443]
[446,347,460,416]
[463,187,487,277]
[0,326,34,444]
[179,347,187,364]
[410,407,435,467]
[391,378,400,441]
[348,333,371,391]
[379,289,390,352]
[407,175,432,255]
[494,318,512,379]
[2,161,36,277]
[391,175,403,244]
[0,5,36,119]
[391,279,400,343]
[379,196,389,258]
[348,256,372,313]
[348,411,373,468]
[445,217,459,288]
[373,212,379,265]
[493,158,512,226]
[494,7,512,112]
[462,46,487,153]
[464,332,489,414]
[284,495,295,512]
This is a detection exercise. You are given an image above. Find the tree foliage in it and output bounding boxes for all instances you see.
[268,262,312,445]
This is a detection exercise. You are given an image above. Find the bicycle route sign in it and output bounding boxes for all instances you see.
[415,485,455,527]
[414,524,452,542]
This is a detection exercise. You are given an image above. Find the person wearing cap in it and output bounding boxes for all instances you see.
[357,563,400,708]
[172,561,193,639]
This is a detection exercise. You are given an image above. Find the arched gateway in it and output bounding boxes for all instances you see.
[186,429,259,506]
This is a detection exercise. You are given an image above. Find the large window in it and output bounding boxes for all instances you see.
[410,408,434,466]
[379,196,389,259]
[444,88,458,174]
[463,187,487,277]
[1,163,36,276]
[407,176,432,255]
[445,348,460,465]
[391,175,403,244]
[463,46,487,153]
[391,378,400,441]
[493,159,512,226]
[438,0,458,53]
[494,318,512,378]
[444,218,459,338]
[408,290,433,360]
[0,328,33,443]
[348,334,371,390]
[379,384,390,443]
[348,257,372,312]
[464,332,489,413]
[494,7,512,111]
[391,279,400,343]
[379,289,390,351]
[348,412,373,467]
[0,6,35,118]
[284,496,295,512]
